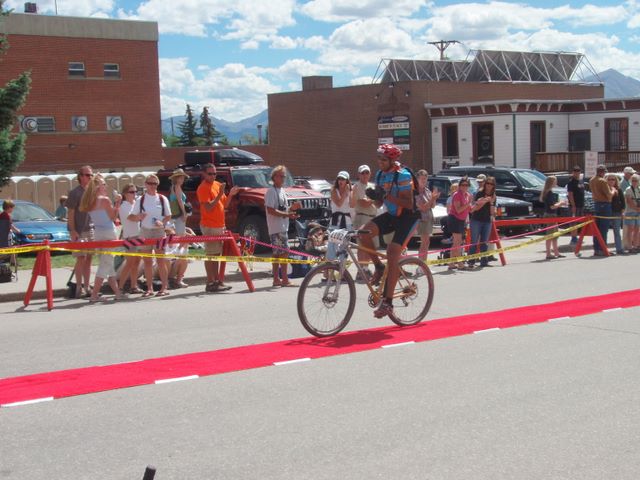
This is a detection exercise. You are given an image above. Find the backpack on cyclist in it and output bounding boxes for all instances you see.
[375,164,420,214]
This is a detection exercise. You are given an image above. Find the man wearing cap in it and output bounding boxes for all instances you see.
[621,166,636,193]
[567,166,585,245]
[329,170,352,230]
[589,164,615,255]
[351,164,378,276]
[475,174,486,193]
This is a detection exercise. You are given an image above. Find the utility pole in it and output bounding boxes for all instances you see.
[428,40,460,60]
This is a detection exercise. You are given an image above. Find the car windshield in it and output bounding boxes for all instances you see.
[231,167,295,188]
[12,203,55,222]
[514,170,546,188]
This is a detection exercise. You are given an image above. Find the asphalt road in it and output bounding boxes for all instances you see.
[1,241,639,479]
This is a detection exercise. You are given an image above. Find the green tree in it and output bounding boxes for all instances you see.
[0,5,32,187]
[199,106,222,146]
[177,104,198,146]
[162,133,181,147]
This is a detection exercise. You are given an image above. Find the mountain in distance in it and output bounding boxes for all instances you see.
[584,69,640,98]
[162,109,268,144]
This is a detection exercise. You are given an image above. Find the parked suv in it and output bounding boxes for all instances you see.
[158,164,331,251]
[437,166,593,215]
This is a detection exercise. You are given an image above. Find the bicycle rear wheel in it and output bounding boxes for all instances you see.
[388,257,434,326]
[297,264,356,337]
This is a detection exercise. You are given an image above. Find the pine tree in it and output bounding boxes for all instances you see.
[0,5,32,187]
[177,104,198,146]
[199,106,222,146]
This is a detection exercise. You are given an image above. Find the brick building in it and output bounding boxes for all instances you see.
[0,12,161,174]
[268,51,605,180]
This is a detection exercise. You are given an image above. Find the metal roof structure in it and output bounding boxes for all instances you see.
[374,50,601,84]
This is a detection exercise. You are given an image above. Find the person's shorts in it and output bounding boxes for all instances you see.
[72,229,94,258]
[624,212,640,227]
[352,212,376,230]
[372,212,419,246]
[270,232,290,258]
[416,216,433,237]
[140,227,166,253]
[201,226,225,256]
[447,215,466,235]
[544,212,558,233]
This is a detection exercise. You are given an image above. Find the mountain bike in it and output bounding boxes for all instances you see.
[296,229,434,337]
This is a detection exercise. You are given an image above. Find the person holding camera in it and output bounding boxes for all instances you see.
[467,176,496,267]
[197,163,240,293]
[330,170,352,230]
[358,144,419,319]
[265,165,301,288]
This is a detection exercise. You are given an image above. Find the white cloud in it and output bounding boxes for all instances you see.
[318,18,424,68]
[301,0,428,22]
[118,0,295,41]
[6,0,113,16]
[350,76,374,85]
[159,58,282,121]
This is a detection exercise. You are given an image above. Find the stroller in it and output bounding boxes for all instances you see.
[438,216,453,260]
[291,220,327,278]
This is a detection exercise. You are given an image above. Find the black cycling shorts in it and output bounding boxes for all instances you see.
[372,211,419,246]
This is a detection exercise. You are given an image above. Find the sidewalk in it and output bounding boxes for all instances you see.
[0,258,275,303]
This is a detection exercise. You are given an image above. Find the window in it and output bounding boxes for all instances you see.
[103,63,120,79]
[442,124,459,158]
[68,62,85,77]
[605,118,628,151]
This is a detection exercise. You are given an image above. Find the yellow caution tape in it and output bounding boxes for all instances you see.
[47,247,321,265]
[0,245,48,255]
[425,220,592,266]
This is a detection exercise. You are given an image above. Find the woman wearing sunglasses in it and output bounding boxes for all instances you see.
[448,177,473,270]
[467,176,496,268]
[117,183,143,293]
[79,174,125,302]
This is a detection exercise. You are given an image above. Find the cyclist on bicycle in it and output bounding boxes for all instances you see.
[359,144,419,318]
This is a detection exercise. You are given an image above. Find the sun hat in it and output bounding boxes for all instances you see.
[337,171,350,180]
[476,174,486,182]
[169,168,188,181]
[596,164,607,172]
[358,165,370,174]
[623,166,636,174]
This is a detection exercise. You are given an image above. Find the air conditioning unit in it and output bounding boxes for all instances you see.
[20,117,38,133]
[19,116,56,133]
[24,2,37,13]
[106,116,123,131]
[72,116,88,132]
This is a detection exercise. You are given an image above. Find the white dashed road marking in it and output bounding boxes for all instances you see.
[154,375,199,385]
[273,358,311,366]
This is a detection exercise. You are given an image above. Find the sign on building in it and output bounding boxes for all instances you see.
[584,151,598,178]
[378,115,410,151]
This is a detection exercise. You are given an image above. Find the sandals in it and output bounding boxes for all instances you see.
[141,291,154,298]
[155,291,170,297]
[129,287,144,294]
[280,282,298,288]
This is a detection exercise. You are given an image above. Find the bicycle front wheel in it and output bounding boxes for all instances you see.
[297,264,356,337]
[388,257,434,327]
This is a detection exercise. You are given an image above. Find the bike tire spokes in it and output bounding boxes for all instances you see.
[388,257,434,327]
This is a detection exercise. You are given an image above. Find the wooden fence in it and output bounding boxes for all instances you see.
[535,151,640,173]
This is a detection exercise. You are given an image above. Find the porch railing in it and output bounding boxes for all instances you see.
[535,151,640,173]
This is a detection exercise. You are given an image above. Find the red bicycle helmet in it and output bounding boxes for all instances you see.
[377,143,402,161]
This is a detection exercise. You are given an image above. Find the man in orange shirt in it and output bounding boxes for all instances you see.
[197,163,240,292]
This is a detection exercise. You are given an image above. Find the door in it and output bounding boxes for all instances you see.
[530,121,546,168]
[473,122,494,164]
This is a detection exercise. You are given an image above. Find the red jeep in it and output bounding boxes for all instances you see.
[157,163,331,251]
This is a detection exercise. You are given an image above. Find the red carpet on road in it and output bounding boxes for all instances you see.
[2,289,639,406]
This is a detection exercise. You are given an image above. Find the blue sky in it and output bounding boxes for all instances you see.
[8,0,640,121]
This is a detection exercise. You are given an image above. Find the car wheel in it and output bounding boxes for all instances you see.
[238,214,270,253]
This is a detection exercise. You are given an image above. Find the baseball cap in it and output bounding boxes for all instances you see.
[572,165,581,172]
[476,174,487,182]
[623,166,636,174]
[596,164,607,171]
[358,165,370,174]
[337,170,350,180]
